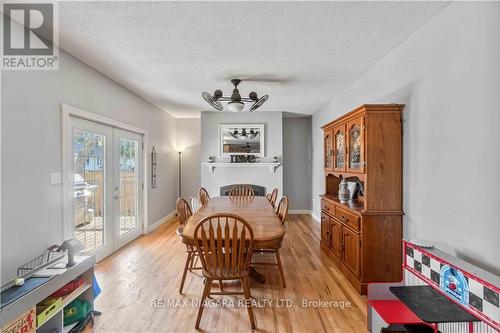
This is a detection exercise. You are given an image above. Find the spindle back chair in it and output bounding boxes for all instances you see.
[199,187,210,206]
[269,188,278,207]
[193,213,256,329]
[229,184,255,198]
[276,196,289,225]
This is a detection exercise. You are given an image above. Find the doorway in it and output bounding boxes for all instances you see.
[70,116,144,260]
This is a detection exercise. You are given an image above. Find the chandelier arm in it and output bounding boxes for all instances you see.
[240,98,255,102]
[215,97,256,102]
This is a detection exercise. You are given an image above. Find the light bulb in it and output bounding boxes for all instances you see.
[227,101,244,112]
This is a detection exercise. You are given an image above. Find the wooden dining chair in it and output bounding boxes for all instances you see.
[176,198,201,294]
[193,213,256,329]
[229,184,255,198]
[276,196,289,225]
[199,187,210,206]
[268,188,278,207]
[190,196,202,212]
[177,197,192,225]
[252,196,289,288]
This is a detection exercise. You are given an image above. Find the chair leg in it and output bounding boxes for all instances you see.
[195,278,212,329]
[241,276,256,329]
[188,253,195,271]
[275,250,286,288]
[179,251,192,294]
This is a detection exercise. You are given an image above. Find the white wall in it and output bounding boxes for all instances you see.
[312,2,500,274]
[283,117,312,210]
[200,111,283,197]
[176,118,201,200]
[1,48,178,282]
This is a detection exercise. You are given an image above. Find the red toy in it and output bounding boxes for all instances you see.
[50,277,85,297]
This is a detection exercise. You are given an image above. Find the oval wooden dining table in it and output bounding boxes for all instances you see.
[180,196,286,283]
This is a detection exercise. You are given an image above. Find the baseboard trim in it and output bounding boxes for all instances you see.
[147,210,176,233]
[288,210,320,223]
[310,212,320,223]
[288,209,311,215]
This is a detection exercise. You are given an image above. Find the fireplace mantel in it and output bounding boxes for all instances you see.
[202,162,281,174]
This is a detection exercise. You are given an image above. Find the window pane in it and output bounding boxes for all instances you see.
[73,129,105,253]
[119,138,138,236]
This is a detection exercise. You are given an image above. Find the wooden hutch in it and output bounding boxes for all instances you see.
[320,104,404,294]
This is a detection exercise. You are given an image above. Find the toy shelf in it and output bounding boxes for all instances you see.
[62,282,92,307]
[0,255,96,333]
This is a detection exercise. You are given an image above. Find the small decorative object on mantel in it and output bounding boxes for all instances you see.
[208,156,215,163]
[230,154,256,163]
[272,156,279,163]
[151,146,158,189]
[338,178,351,203]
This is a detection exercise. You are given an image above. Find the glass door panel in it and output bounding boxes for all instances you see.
[347,117,365,173]
[333,125,346,172]
[114,129,142,249]
[324,130,333,170]
[118,138,138,236]
[71,118,113,259]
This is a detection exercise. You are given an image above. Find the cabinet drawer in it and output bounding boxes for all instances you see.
[321,199,335,215]
[335,207,360,231]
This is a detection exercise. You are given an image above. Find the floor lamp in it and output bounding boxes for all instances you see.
[177,147,184,198]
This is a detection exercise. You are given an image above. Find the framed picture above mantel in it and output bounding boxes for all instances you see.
[219,124,265,157]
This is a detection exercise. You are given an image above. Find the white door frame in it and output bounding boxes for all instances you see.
[61,104,149,246]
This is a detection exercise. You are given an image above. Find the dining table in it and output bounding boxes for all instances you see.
[180,196,286,283]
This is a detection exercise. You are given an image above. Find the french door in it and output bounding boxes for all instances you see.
[70,117,143,260]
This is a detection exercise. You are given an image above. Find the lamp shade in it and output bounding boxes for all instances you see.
[227,101,244,112]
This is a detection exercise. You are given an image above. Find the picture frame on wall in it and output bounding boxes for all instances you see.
[151,146,157,189]
[219,124,265,157]
[151,146,157,164]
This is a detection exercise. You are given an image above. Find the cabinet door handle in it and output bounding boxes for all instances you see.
[340,216,347,223]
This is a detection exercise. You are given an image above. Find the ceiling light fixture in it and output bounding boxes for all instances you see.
[202,79,269,112]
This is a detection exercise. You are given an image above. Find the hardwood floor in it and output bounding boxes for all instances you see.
[86,214,368,333]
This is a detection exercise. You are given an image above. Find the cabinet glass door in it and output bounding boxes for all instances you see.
[324,130,333,170]
[347,118,365,173]
[333,125,346,171]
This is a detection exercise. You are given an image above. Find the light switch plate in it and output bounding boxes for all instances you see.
[50,172,61,184]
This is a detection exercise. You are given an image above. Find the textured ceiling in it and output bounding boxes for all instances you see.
[59,1,448,118]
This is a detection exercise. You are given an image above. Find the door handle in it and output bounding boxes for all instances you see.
[115,195,122,200]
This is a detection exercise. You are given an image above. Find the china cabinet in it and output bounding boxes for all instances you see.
[320,104,404,294]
